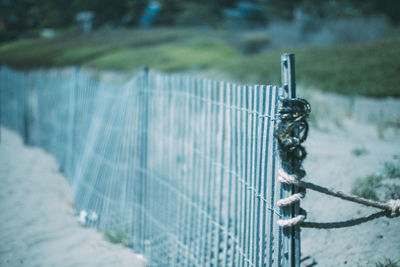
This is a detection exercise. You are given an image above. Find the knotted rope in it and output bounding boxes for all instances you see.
[275,98,310,178]
[275,98,310,227]
[275,97,400,229]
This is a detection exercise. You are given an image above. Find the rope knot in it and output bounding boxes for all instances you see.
[387,199,400,218]
[275,98,310,178]
[275,98,310,228]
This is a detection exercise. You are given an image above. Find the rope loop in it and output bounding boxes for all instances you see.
[278,168,400,228]
[277,215,306,228]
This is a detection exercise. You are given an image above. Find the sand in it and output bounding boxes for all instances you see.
[0,127,146,267]
[302,119,400,266]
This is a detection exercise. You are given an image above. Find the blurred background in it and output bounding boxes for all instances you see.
[0,0,400,97]
[1,1,400,266]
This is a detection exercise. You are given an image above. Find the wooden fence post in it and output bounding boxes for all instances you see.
[280,53,300,267]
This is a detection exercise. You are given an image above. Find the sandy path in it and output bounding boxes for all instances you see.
[0,128,145,267]
[302,119,400,266]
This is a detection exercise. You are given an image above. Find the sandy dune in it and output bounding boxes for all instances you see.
[302,119,400,266]
[0,127,145,267]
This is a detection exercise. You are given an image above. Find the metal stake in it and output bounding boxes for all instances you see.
[280,53,300,267]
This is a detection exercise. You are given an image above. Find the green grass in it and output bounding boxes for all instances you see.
[352,160,400,201]
[1,27,400,97]
[0,28,197,69]
[368,257,400,267]
[352,174,382,200]
[86,38,239,71]
[383,161,400,178]
[104,230,132,247]
[219,41,400,97]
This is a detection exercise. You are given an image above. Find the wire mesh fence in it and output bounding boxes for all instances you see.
[0,66,288,266]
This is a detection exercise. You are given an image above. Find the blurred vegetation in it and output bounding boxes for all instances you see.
[1,28,399,97]
[383,161,400,178]
[352,147,369,157]
[86,38,238,71]
[222,41,400,97]
[234,33,270,54]
[2,0,400,42]
[104,230,133,247]
[352,174,381,200]
[368,257,400,267]
[352,160,400,201]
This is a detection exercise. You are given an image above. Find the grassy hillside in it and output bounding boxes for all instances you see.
[0,28,399,97]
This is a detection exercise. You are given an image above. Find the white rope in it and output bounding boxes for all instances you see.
[388,199,400,217]
[277,215,306,228]
[277,168,400,229]
[278,168,299,184]
[277,169,306,227]
[277,192,305,207]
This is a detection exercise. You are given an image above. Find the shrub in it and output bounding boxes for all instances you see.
[351,175,381,200]
[240,33,270,54]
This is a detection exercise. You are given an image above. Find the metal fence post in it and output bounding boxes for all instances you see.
[280,53,300,267]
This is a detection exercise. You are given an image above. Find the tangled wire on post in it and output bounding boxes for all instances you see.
[274,98,400,229]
